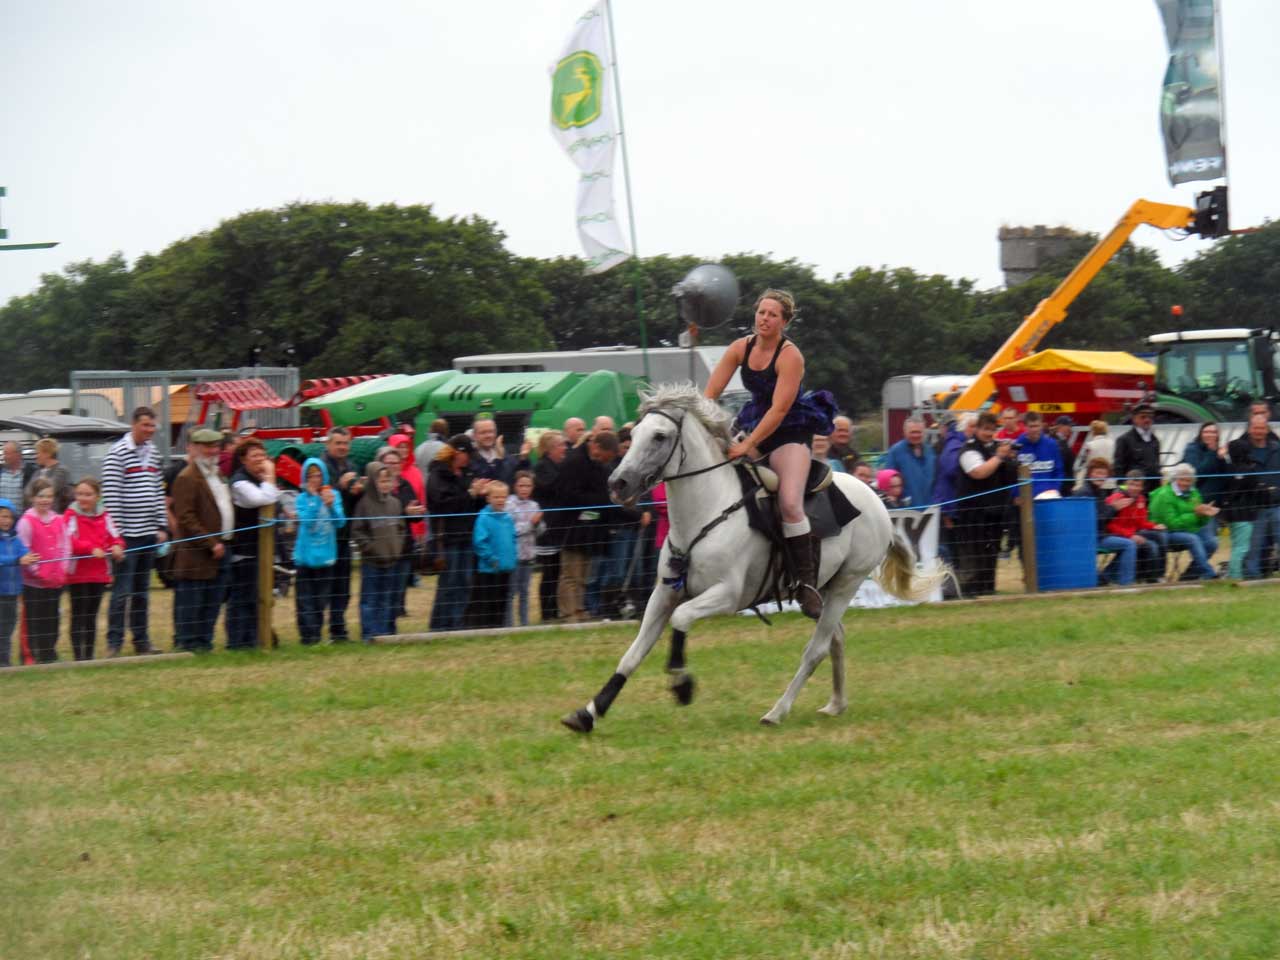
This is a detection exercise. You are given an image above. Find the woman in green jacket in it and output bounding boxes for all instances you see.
[1148,463,1220,580]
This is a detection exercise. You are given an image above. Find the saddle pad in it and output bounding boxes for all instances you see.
[746,459,834,496]
[738,466,860,541]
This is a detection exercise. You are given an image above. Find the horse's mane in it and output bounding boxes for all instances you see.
[637,383,732,449]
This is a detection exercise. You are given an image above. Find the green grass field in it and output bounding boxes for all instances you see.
[5,585,1280,959]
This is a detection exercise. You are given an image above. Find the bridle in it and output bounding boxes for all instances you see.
[637,406,748,596]
[639,407,739,486]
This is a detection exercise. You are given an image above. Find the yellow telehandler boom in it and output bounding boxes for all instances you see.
[948,189,1227,412]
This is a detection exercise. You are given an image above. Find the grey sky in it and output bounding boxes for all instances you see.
[2,0,1276,309]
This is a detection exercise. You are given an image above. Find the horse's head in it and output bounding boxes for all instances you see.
[609,408,683,506]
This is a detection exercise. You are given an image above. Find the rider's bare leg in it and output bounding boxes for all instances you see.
[771,442,822,618]
[769,443,809,525]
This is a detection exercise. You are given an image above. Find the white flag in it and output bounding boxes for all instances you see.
[549,1,631,274]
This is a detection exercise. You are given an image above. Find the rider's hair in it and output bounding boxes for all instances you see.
[755,289,796,323]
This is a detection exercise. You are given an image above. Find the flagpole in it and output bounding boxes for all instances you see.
[1213,0,1229,190]
[603,0,650,383]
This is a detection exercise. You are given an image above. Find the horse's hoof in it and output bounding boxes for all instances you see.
[817,701,847,717]
[759,713,782,727]
[560,708,594,733]
[670,672,696,706]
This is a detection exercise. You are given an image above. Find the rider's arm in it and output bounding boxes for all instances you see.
[703,339,745,401]
[742,346,803,449]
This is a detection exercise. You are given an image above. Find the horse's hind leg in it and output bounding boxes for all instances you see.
[666,628,695,705]
[817,620,847,717]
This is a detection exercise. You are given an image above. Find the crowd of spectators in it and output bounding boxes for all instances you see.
[869,401,1280,596]
[4,399,1279,665]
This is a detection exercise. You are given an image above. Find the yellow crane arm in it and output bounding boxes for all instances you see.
[948,198,1196,412]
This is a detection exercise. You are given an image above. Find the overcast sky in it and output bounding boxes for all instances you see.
[2,0,1276,309]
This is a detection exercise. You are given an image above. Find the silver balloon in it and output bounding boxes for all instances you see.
[672,263,739,328]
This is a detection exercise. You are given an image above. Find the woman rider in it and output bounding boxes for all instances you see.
[704,289,836,618]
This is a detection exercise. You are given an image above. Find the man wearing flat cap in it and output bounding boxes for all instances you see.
[169,428,234,652]
[1114,404,1162,494]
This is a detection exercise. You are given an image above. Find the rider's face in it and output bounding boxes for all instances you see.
[754,298,786,337]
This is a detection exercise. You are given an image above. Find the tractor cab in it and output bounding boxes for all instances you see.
[1148,328,1280,422]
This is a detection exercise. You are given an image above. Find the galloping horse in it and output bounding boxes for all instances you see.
[561,384,945,732]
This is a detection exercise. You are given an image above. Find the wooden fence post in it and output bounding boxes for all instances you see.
[257,503,276,649]
[1017,464,1038,593]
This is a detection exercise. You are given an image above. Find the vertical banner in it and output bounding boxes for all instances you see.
[1155,0,1226,185]
[549,2,632,274]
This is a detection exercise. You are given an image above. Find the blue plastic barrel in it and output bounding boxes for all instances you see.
[1033,497,1098,591]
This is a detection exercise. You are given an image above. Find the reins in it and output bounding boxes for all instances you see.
[642,408,739,483]
[644,405,746,593]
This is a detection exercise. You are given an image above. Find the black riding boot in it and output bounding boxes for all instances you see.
[785,534,823,619]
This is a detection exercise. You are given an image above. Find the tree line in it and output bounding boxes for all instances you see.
[2,200,1276,414]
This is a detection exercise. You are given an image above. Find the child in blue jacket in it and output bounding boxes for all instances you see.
[293,458,347,645]
[470,481,517,628]
[0,498,35,667]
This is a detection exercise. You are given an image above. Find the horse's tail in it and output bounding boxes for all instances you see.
[875,531,952,603]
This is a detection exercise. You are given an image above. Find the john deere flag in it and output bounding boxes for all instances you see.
[1156,0,1226,185]
[550,1,631,274]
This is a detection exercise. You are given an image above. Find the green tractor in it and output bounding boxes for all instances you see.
[1148,327,1280,423]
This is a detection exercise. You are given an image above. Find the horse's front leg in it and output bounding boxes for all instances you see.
[560,584,680,734]
[761,599,846,726]
[666,627,694,706]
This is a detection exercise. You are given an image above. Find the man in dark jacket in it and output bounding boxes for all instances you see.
[1228,413,1280,578]
[828,415,861,473]
[954,412,1017,597]
[556,431,619,621]
[532,431,568,620]
[320,427,365,642]
[1113,405,1161,493]
[931,414,974,584]
[426,435,485,631]
[1052,416,1077,496]
[469,417,530,486]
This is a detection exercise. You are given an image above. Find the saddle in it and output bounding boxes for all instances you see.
[737,459,859,541]
[733,458,860,619]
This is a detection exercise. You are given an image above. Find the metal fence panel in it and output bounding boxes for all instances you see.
[70,368,300,462]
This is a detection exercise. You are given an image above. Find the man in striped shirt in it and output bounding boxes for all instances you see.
[102,407,169,656]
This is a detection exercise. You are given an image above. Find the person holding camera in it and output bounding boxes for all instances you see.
[954,411,1018,596]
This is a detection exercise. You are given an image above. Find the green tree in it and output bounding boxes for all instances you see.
[1179,219,1280,328]
[0,254,136,390]
[532,254,700,351]
[128,202,553,376]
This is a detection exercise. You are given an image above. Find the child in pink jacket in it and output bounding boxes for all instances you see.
[65,477,125,661]
[17,478,71,664]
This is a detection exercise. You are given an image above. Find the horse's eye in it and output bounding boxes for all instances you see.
[654,432,667,442]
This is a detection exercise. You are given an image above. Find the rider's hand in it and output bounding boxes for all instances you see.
[727,439,754,461]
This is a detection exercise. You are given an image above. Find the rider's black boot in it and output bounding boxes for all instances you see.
[785,534,823,620]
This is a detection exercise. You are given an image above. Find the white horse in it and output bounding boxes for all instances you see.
[561,384,945,732]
